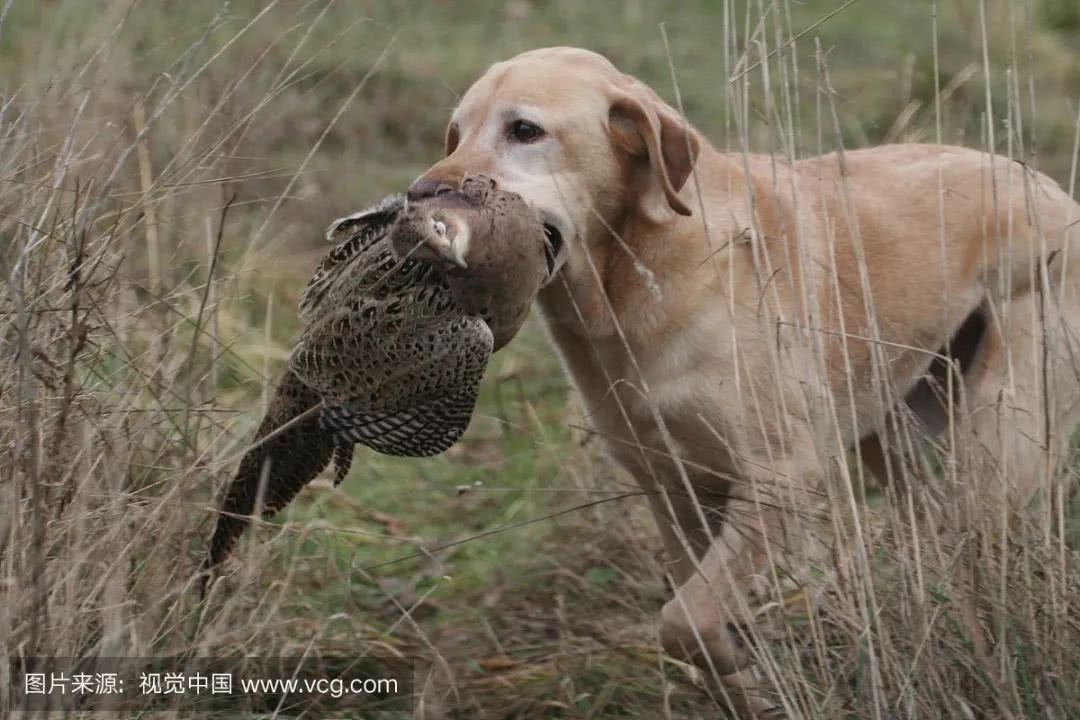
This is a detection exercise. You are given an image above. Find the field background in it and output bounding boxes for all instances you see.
[2,1,1080,718]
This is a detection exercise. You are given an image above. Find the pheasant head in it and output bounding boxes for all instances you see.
[390,174,548,349]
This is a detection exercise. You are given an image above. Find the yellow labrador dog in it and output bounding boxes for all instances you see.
[408,47,1080,710]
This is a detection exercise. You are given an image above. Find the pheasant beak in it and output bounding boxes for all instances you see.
[427,215,469,269]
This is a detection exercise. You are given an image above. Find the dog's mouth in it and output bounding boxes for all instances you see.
[542,223,563,278]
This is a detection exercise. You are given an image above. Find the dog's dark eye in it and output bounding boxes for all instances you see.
[508,119,544,144]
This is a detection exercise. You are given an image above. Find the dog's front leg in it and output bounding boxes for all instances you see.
[658,425,830,716]
[607,435,736,586]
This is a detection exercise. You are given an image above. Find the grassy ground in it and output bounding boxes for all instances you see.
[2,1,1080,718]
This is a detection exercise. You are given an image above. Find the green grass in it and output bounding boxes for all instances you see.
[2,1,1079,718]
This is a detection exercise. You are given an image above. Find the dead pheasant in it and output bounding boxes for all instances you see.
[203,175,549,578]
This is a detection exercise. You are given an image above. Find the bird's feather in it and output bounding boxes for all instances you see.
[203,178,547,587]
[204,195,492,579]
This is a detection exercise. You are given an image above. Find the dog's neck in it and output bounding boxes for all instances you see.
[534,208,703,393]
[536,218,660,339]
[535,278,634,413]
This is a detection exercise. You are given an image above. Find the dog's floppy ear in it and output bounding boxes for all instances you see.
[608,86,700,221]
[444,121,461,156]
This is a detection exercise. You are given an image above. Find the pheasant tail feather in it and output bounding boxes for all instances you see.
[204,371,340,573]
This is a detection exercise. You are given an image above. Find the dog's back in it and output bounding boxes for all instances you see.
[800,143,1080,510]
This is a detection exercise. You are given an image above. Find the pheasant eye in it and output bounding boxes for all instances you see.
[508,119,544,144]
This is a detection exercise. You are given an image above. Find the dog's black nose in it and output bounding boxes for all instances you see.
[407,178,455,202]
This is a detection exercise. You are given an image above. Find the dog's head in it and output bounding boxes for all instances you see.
[408,47,701,282]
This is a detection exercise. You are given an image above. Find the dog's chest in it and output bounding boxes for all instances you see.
[576,313,738,440]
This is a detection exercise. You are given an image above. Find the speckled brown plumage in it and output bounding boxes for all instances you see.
[203,176,548,577]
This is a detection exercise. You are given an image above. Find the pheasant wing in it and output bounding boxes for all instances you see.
[322,386,485,457]
[298,195,404,323]
[290,312,494,456]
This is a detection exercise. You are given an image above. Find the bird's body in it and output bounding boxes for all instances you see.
[204,177,548,575]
